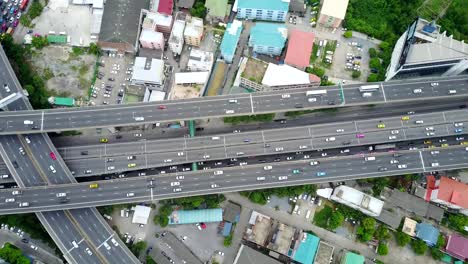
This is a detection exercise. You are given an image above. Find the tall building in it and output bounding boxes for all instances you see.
[139,30,164,49]
[386,18,468,81]
[184,16,204,47]
[318,0,349,28]
[220,20,243,63]
[169,12,186,55]
[249,22,287,56]
[236,0,289,22]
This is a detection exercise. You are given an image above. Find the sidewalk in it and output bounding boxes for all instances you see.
[224,193,440,264]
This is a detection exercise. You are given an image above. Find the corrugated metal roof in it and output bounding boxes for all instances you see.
[205,0,229,17]
[237,0,289,12]
[220,20,243,57]
[415,223,439,246]
[54,97,75,106]
[285,30,314,68]
[249,22,287,49]
[169,208,223,224]
[293,233,320,264]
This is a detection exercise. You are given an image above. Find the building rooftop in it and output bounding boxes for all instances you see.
[289,0,305,13]
[446,234,468,261]
[188,49,214,71]
[268,223,295,255]
[177,0,195,9]
[205,0,229,18]
[331,186,384,216]
[233,244,282,264]
[320,0,350,20]
[343,252,365,264]
[246,211,272,246]
[250,22,288,49]
[52,97,75,107]
[184,16,204,38]
[223,201,241,223]
[132,205,151,224]
[169,19,186,44]
[174,72,210,84]
[242,58,268,84]
[402,217,418,237]
[285,30,315,68]
[237,0,290,12]
[140,29,164,42]
[146,11,173,28]
[262,63,317,86]
[415,223,440,246]
[434,177,468,209]
[157,0,173,15]
[293,233,319,264]
[169,208,223,225]
[132,57,164,84]
[314,241,334,264]
[99,0,150,47]
[220,20,243,57]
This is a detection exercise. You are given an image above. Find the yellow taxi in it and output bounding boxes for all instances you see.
[460,141,468,145]
[128,163,136,168]
[401,116,410,121]
[424,140,432,145]
[441,143,449,147]
[377,123,386,129]
[89,183,99,189]
[427,145,435,149]
[99,138,108,143]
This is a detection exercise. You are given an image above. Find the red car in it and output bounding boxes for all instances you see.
[159,105,166,110]
[49,152,57,160]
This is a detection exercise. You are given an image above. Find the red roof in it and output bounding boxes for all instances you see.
[157,0,173,15]
[446,234,468,260]
[436,177,468,208]
[285,30,315,69]
[425,175,436,201]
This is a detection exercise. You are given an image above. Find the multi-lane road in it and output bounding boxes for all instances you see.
[0,77,467,134]
[0,144,466,214]
[0,46,139,264]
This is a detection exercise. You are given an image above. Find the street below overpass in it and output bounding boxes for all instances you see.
[0,77,466,134]
[0,145,466,215]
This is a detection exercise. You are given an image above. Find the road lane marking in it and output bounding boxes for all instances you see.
[418,151,426,172]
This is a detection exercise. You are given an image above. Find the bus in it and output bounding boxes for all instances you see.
[369,143,396,151]
[20,0,28,11]
[306,90,327,96]
[359,85,380,93]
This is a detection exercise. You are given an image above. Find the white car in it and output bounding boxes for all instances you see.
[225,110,234,114]
[310,161,319,166]
[203,155,210,159]
[281,94,290,99]
[425,127,434,131]
[176,175,185,180]
[5,198,15,203]
[210,184,219,188]
[426,132,435,136]
[126,192,135,197]
[321,153,328,157]
[397,164,407,169]
[430,82,439,86]
[177,152,184,156]
[170,182,180,186]
[390,159,399,164]
[388,136,397,140]
[390,130,399,134]
[12,190,22,196]
[456,137,465,141]
[299,145,308,149]
[56,193,67,198]
[325,137,336,142]
[336,129,344,133]
[107,166,115,171]
[431,163,439,167]
[413,89,422,94]
[85,248,93,256]
[173,188,182,192]
[239,162,248,166]
[163,159,172,163]
[278,176,288,181]
[111,238,119,247]
[214,170,223,175]
[275,147,284,152]
[430,150,440,155]
[256,176,266,181]
[25,137,31,144]
[454,122,463,127]
[263,166,272,170]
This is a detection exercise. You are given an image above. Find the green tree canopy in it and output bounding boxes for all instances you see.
[411,239,428,255]
[343,31,353,38]
[395,231,411,247]
[377,243,388,255]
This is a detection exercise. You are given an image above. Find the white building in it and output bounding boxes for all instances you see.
[131,57,165,88]
[386,18,468,81]
[175,72,210,84]
[187,49,214,71]
[169,13,186,55]
[72,0,104,37]
[131,205,151,225]
[330,185,384,217]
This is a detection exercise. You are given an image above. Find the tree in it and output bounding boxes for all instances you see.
[367,73,379,82]
[357,217,376,242]
[130,241,147,257]
[430,247,443,260]
[305,66,325,77]
[436,234,446,248]
[223,234,233,247]
[88,43,101,56]
[190,1,206,18]
[447,213,468,233]
[343,31,353,38]
[377,243,388,255]
[31,36,49,49]
[328,211,344,230]
[28,1,44,19]
[146,256,157,264]
[351,71,361,79]
[374,225,390,241]
[411,239,428,255]
[369,58,381,69]
[248,192,267,205]
[368,48,377,58]
[395,231,411,247]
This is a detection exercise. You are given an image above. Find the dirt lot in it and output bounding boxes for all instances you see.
[30,46,97,99]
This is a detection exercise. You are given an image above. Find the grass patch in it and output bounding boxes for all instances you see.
[43,68,54,80]
[310,44,319,63]
[223,113,275,124]
[79,64,89,76]
[285,108,339,118]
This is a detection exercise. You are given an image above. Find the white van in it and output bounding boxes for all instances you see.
[228,99,238,103]
[415,120,424,124]
[308,98,317,102]
[23,120,34,125]
[365,156,376,161]
[325,137,336,142]
[362,92,372,98]
[448,90,457,94]
[256,176,266,181]
[134,117,144,121]
[211,136,220,140]
[305,210,311,219]
[72,241,79,248]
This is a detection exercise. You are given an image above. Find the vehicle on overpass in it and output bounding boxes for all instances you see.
[359,84,380,93]
[306,90,327,96]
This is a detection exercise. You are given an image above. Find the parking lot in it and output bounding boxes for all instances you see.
[1,0,26,33]
[91,52,134,106]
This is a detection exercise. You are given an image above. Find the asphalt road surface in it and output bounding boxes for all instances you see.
[0,145,465,214]
[0,76,467,134]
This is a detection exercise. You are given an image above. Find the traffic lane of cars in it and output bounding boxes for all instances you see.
[0,149,433,212]
[384,80,468,100]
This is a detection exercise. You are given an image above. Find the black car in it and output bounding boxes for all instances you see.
[108,78,115,81]
[21,238,29,243]
[81,151,88,155]
[12,161,18,168]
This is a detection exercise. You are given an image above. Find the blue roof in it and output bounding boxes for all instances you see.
[293,233,320,264]
[169,208,223,225]
[220,20,243,57]
[222,222,233,236]
[415,223,440,246]
[250,22,287,49]
[238,0,290,12]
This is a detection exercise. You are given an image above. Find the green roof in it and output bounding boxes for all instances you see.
[249,22,287,49]
[238,0,290,12]
[47,35,67,44]
[54,97,75,107]
[343,252,365,264]
[293,234,319,264]
[169,208,223,225]
[205,0,229,17]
